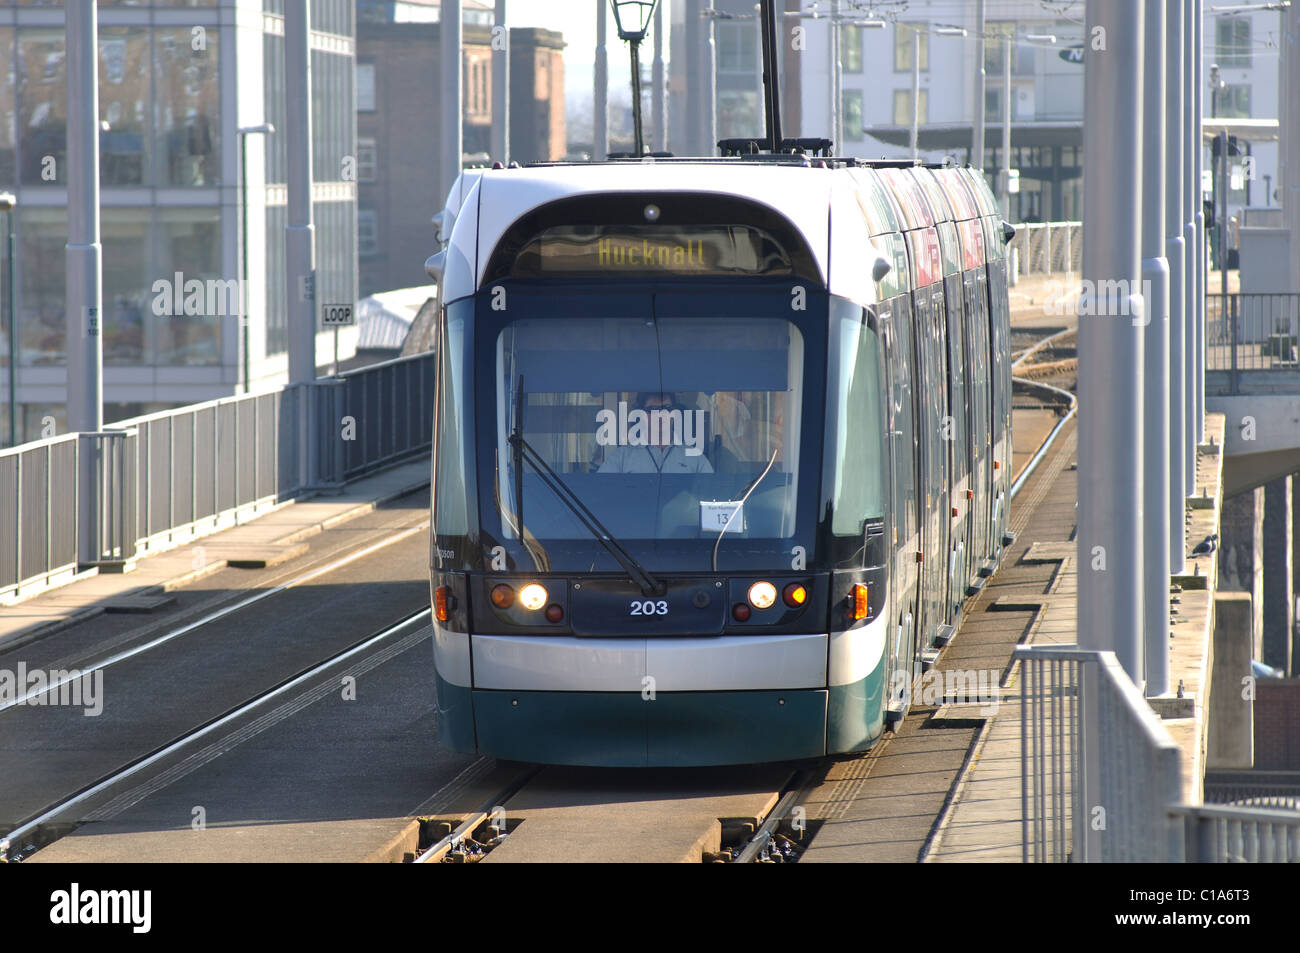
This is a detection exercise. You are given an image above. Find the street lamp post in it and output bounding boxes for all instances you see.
[238,125,274,396]
[0,193,14,448]
[610,0,661,156]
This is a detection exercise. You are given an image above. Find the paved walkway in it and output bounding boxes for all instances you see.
[0,460,430,654]
[925,417,1225,862]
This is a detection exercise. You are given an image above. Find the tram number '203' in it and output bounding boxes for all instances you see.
[630,600,669,616]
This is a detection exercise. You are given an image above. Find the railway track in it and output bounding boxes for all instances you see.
[2,609,432,861]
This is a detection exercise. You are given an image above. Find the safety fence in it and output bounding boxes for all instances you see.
[1009,221,1082,277]
[1206,292,1300,391]
[2,351,436,602]
[1017,644,1300,862]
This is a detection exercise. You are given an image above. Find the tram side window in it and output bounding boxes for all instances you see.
[827,301,886,536]
[434,304,473,540]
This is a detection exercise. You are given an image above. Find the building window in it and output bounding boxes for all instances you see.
[1216,16,1251,69]
[985,24,1034,76]
[893,24,928,73]
[356,137,377,182]
[1218,84,1251,119]
[716,20,758,73]
[843,90,864,141]
[358,209,379,257]
[893,88,928,126]
[357,62,376,111]
[842,25,863,73]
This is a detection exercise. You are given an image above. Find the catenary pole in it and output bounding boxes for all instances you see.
[1166,0,1187,577]
[66,0,103,565]
[1141,0,1170,696]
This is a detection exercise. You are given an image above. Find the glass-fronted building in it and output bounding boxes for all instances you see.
[0,0,357,445]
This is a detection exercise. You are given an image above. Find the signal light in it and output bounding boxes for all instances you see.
[545,604,564,624]
[782,583,808,607]
[994,460,1001,470]
[490,584,515,609]
[732,603,752,622]
[435,586,453,622]
[951,507,959,517]
[851,584,869,621]
[519,583,548,611]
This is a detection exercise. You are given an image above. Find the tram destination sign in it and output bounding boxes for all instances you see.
[512,225,794,277]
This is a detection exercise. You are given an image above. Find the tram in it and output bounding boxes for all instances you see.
[426,156,1013,766]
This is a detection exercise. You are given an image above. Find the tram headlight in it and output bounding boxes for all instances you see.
[747,581,778,610]
[519,583,549,611]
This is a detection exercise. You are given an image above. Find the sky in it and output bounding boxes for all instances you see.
[503,0,671,96]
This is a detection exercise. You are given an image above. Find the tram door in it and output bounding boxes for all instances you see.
[912,288,949,649]
[881,299,920,715]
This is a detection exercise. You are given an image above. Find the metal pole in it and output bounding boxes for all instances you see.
[972,0,985,169]
[285,0,316,393]
[756,13,765,139]
[595,0,608,158]
[1220,133,1230,298]
[1001,33,1012,218]
[631,41,645,155]
[652,0,666,152]
[492,0,510,163]
[1166,0,1187,576]
[1194,0,1206,443]
[1141,0,1169,697]
[759,0,782,151]
[1079,0,1144,679]
[1284,2,1300,294]
[3,197,15,447]
[66,0,103,565]
[1183,0,1197,493]
[706,2,718,153]
[832,0,842,152]
[910,28,919,161]
[241,134,250,394]
[441,0,463,202]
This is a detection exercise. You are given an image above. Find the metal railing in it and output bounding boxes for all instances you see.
[1009,221,1083,277]
[1016,645,1182,862]
[1206,292,1300,391]
[1174,804,1300,862]
[314,350,437,488]
[1,351,436,602]
[1018,644,1300,862]
[0,433,82,599]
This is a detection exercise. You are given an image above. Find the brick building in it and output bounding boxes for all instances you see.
[356,1,565,295]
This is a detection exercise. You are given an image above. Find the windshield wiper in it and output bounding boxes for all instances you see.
[508,430,665,596]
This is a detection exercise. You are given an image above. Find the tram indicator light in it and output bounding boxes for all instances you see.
[491,584,515,609]
[851,584,870,621]
[435,586,453,622]
[782,583,808,607]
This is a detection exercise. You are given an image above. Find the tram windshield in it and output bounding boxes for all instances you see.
[484,309,819,572]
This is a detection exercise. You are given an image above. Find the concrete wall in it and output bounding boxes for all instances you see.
[1209,591,1255,770]
[1219,486,1265,658]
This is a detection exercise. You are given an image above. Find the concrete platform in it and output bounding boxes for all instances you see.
[0,459,430,654]
[920,416,1227,862]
